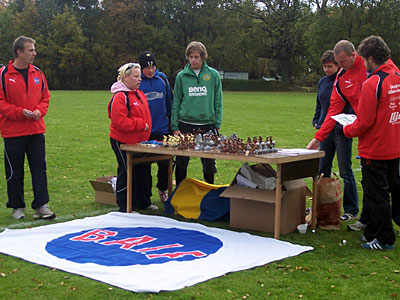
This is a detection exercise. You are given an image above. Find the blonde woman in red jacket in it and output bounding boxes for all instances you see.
[108,63,152,212]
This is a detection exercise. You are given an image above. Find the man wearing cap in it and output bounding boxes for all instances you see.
[135,51,173,207]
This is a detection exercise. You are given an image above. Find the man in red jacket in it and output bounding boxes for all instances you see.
[307,40,365,222]
[344,35,400,250]
[0,36,55,220]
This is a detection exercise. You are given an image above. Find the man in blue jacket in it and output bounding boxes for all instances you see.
[135,51,173,207]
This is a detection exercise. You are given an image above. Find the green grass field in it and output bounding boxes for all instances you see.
[0,91,399,299]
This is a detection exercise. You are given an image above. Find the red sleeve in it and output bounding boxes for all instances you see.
[343,77,378,138]
[34,71,50,117]
[0,67,25,121]
[314,79,346,142]
[110,93,147,133]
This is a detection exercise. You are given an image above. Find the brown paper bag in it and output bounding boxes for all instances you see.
[316,176,342,230]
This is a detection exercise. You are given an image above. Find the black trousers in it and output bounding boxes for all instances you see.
[175,122,217,185]
[111,138,134,212]
[392,169,400,226]
[4,134,49,210]
[110,137,154,211]
[361,158,399,245]
[134,133,169,209]
[359,160,400,227]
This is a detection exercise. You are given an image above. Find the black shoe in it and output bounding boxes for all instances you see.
[361,238,394,250]
[340,213,355,221]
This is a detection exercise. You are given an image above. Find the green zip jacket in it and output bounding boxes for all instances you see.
[171,61,222,130]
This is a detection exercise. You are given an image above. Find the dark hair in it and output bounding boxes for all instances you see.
[13,36,35,57]
[320,50,338,65]
[357,35,391,65]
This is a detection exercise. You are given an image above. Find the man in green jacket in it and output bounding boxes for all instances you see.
[171,41,223,185]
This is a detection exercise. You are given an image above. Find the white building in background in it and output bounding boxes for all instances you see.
[218,70,249,80]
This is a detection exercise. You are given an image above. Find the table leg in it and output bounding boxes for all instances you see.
[274,164,282,239]
[311,175,318,230]
[126,152,133,213]
[168,158,173,196]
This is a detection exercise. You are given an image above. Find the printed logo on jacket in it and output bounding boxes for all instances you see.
[203,73,211,81]
[45,227,223,266]
[188,86,207,97]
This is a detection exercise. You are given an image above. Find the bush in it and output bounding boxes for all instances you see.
[221,79,313,92]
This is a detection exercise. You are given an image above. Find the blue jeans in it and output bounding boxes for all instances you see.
[319,130,359,216]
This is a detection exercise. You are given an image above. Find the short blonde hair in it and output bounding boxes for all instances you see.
[117,62,140,82]
[185,41,208,60]
[334,40,355,56]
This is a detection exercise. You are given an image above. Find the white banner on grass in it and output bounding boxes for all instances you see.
[0,212,313,293]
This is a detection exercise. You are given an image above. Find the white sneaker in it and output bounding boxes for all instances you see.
[347,221,366,231]
[12,208,25,219]
[34,204,56,219]
[145,204,159,211]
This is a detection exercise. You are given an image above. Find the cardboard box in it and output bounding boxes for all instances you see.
[220,178,306,234]
[89,176,117,206]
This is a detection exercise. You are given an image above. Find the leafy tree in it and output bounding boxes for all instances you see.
[141,0,209,76]
[69,0,103,40]
[41,6,86,89]
[155,0,206,48]
[101,0,150,66]
[35,0,65,36]
[0,3,17,64]
[225,0,308,83]
[81,41,116,89]
[304,0,399,80]
[1,0,399,88]
[363,0,400,64]
[12,0,41,41]
[147,0,262,78]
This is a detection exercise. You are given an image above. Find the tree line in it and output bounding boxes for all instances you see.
[1,0,399,89]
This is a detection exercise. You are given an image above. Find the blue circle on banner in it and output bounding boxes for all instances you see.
[46,227,223,266]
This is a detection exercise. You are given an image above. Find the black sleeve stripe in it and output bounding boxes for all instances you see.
[108,92,130,117]
[375,70,389,101]
[1,66,9,98]
[335,69,352,107]
[41,72,45,92]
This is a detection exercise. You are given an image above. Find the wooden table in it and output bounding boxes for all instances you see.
[121,144,324,239]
